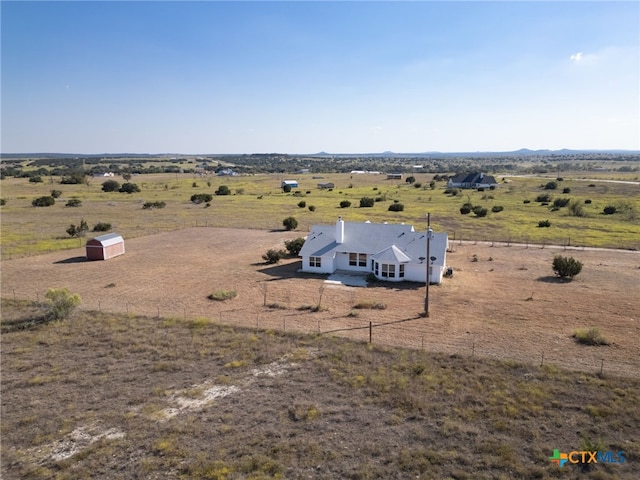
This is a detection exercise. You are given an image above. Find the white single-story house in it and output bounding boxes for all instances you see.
[299,217,448,284]
[448,172,498,189]
[281,180,298,189]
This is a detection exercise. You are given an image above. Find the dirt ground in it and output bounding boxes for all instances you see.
[2,227,639,377]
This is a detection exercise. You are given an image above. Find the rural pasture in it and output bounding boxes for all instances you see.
[0,169,639,260]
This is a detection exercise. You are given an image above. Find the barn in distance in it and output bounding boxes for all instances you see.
[85,233,125,261]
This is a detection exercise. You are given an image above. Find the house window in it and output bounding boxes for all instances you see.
[381,263,395,278]
[349,253,367,267]
[399,264,405,278]
[309,256,321,268]
[374,261,379,276]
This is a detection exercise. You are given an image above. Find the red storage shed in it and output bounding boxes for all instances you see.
[85,233,125,261]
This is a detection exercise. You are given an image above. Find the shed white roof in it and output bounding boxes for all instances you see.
[88,233,124,247]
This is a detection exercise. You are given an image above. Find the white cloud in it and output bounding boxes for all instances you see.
[570,52,583,62]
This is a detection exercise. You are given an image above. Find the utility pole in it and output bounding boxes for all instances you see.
[424,213,433,317]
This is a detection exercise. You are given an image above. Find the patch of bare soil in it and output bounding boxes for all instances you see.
[2,227,639,376]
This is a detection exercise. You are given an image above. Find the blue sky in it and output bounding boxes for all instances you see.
[2,1,638,154]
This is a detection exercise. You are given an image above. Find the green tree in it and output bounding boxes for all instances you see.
[60,169,86,185]
[262,249,285,264]
[552,255,583,279]
[359,197,375,207]
[32,196,55,207]
[282,217,298,231]
[284,237,306,256]
[191,193,213,204]
[66,219,89,237]
[215,185,231,195]
[102,180,120,192]
[45,288,81,320]
[118,183,141,193]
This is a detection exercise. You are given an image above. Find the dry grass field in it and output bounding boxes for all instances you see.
[2,227,639,377]
[3,227,640,479]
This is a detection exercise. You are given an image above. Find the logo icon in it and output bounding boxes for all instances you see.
[549,449,568,467]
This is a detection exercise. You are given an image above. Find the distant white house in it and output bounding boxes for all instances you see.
[281,180,298,189]
[299,217,449,284]
[448,172,498,189]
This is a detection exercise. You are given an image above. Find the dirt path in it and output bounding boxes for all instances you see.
[2,227,639,377]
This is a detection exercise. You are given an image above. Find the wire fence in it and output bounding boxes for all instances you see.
[5,287,639,379]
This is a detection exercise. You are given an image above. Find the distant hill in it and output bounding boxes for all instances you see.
[2,149,639,160]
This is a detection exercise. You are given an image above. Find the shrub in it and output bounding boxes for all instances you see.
[29,176,43,183]
[552,198,570,208]
[472,206,488,217]
[339,200,351,208]
[359,197,375,207]
[60,170,86,184]
[523,199,531,204]
[191,193,213,204]
[262,249,286,264]
[552,255,583,278]
[142,201,166,209]
[603,206,616,215]
[297,201,306,208]
[414,182,422,188]
[562,187,571,194]
[568,201,586,217]
[538,220,551,228]
[0,198,5,206]
[353,301,386,310]
[282,184,292,193]
[405,176,416,184]
[66,198,82,207]
[573,328,609,346]
[92,222,111,232]
[208,290,237,301]
[556,177,564,182]
[50,189,62,198]
[584,199,592,204]
[388,203,404,212]
[101,180,120,192]
[282,216,298,231]
[308,205,316,212]
[119,182,140,194]
[543,181,558,190]
[535,194,552,203]
[444,187,460,196]
[45,288,81,321]
[460,205,471,215]
[32,196,55,207]
[284,237,305,256]
[215,185,231,195]
[491,205,504,213]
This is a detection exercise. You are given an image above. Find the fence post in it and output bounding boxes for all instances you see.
[540,351,544,366]
[600,359,604,376]
[472,342,475,357]
[421,336,424,350]
[369,322,372,344]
